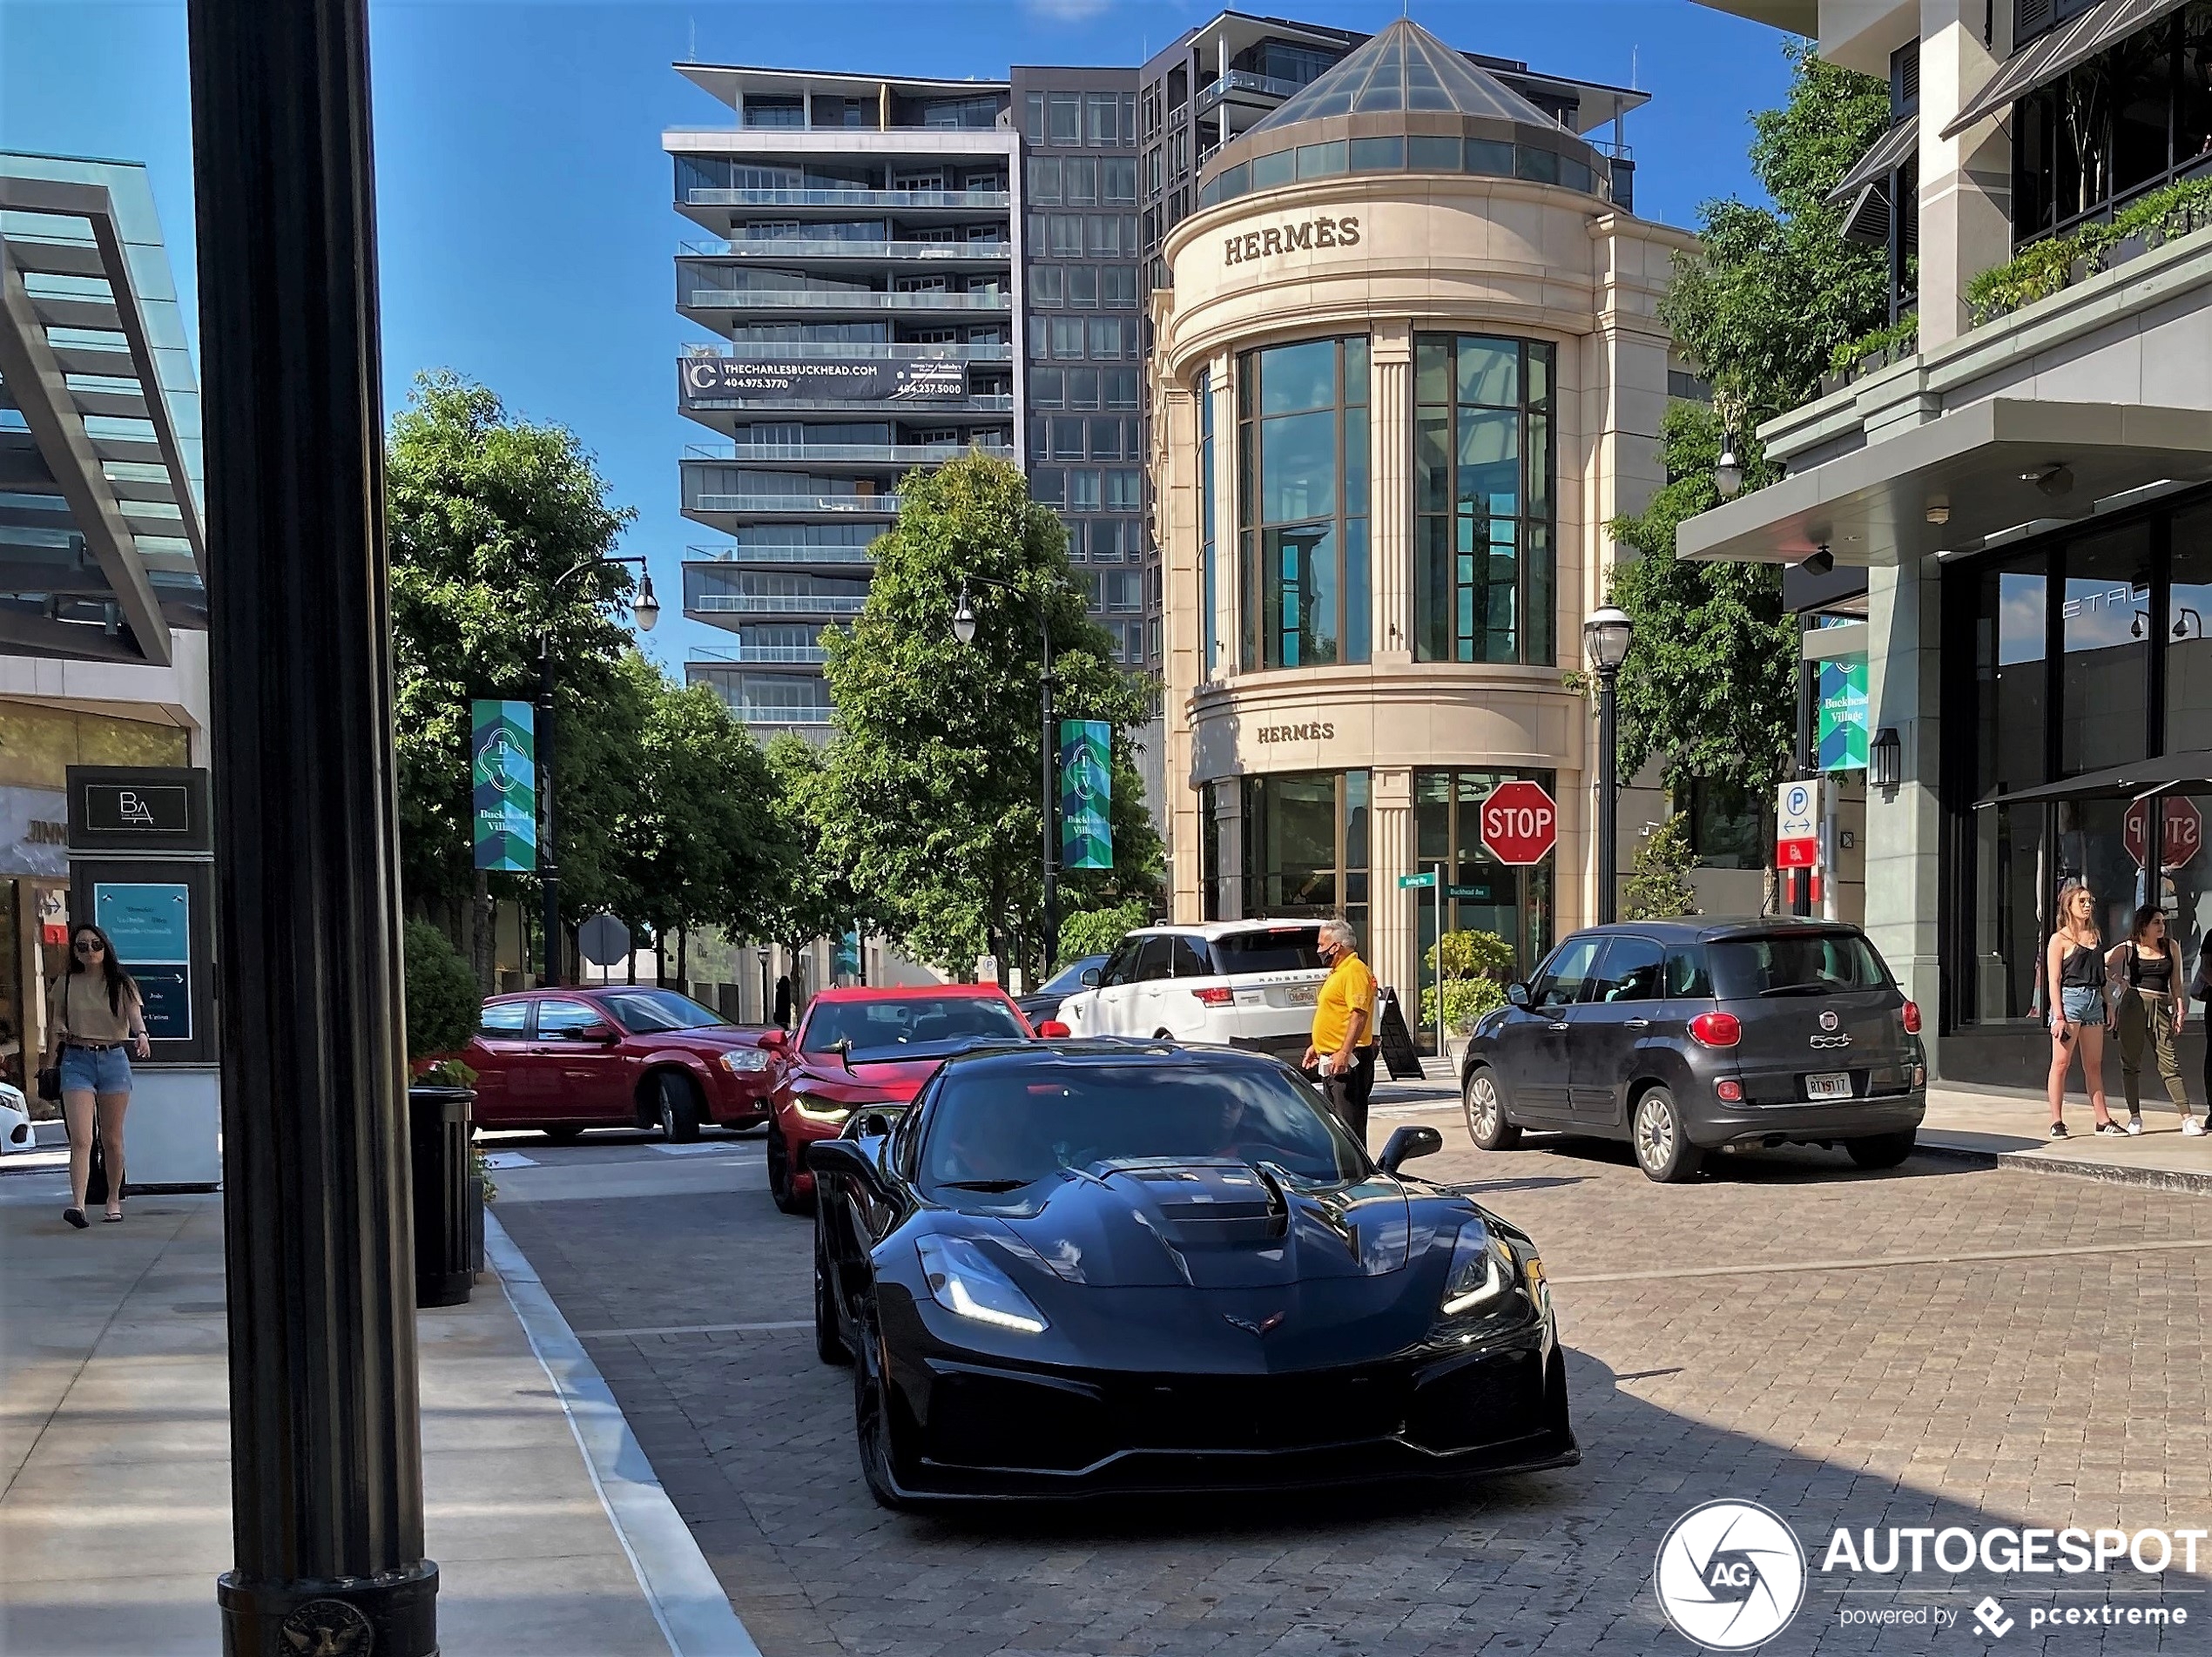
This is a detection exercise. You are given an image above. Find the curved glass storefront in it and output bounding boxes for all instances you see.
[1238,336,1370,670]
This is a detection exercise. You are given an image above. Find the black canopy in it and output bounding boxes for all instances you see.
[1974,748,2212,808]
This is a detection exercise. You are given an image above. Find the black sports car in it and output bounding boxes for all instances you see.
[806,1041,1576,1507]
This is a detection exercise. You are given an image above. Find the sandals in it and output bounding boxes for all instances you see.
[63,1207,88,1229]
[103,1209,124,1223]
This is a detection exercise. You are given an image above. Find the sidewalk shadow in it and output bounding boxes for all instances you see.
[1514,1132,1980,1185]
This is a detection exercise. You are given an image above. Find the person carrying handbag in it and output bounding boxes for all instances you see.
[38,922,150,1228]
[2107,906,2192,1135]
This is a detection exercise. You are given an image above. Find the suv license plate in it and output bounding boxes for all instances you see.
[1806,1072,1852,1101]
[1287,984,1318,1006]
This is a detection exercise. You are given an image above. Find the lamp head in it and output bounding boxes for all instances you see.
[1800,546,1835,577]
[631,570,661,633]
[953,586,978,646]
[1714,447,1744,500]
[1583,604,1633,672]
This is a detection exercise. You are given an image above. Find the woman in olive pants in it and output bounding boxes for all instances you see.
[2108,906,2190,1133]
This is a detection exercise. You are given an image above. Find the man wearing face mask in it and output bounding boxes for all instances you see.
[1300,918,1378,1148]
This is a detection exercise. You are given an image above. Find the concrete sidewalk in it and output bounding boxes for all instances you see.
[0,1175,757,1656]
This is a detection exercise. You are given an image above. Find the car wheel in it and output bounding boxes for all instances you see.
[1846,1129,1917,1170]
[853,1324,913,1511]
[657,1072,702,1143]
[1631,1087,1703,1183]
[813,1224,851,1366]
[540,1126,584,1145]
[1462,1066,1521,1151]
[767,1128,812,1216]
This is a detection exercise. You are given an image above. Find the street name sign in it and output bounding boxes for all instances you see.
[1398,872,1437,890]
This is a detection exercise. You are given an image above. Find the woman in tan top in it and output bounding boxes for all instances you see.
[41,922,149,1228]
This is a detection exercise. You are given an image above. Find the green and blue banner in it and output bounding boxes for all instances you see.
[1817,656,1869,772]
[1059,719,1113,872]
[471,699,537,872]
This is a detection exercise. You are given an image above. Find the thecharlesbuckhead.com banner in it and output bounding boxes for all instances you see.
[678,355,967,406]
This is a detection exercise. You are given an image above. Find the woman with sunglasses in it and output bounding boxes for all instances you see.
[40,923,150,1227]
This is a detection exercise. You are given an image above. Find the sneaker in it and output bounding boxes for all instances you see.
[2127,1115,2145,1136]
[2050,1121,2070,1139]
[2095,1119,2129,1136]
[2182,1117,2208,1137]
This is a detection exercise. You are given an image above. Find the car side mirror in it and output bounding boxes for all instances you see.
[756,1027,787,1051]
[803,1137,880,1191]
[1036,1019,1070,1039]
[1079,968,1102,987]
[575,1020,618,1044]
[1506,981,1531,1008]
[1377,1124,1444,1174]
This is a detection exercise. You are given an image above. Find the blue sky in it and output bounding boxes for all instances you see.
[2,0,1795,671]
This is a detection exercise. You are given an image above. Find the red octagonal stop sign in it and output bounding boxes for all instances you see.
[1480,780,1559,866]
[2125,796,2204,867]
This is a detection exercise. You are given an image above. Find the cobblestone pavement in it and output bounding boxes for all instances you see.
[493,1108,2212,1656]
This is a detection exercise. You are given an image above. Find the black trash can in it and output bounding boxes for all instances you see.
[408,1085,475,1308]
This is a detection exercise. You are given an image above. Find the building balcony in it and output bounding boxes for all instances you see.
[681,287,1014,316]
[690,591,869,616]
[681,187,1010,212]
[691,642,829,664]
[687,542,874,566]
[682,391,1015,416]
[683,237,1012,263]
[685,440,1014,465]
[686,492,900,517]
[1196,71,1307,114]
[698,340,1012,363]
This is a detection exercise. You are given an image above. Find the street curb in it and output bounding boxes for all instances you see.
[483,1211,764,1657]
[1915,1136,2212,1198]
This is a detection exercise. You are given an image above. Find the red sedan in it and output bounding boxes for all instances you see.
[457,986,777,1142]
[763,985,1051,1213]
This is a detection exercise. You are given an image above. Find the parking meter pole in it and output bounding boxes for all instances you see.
[189,0,438,1648]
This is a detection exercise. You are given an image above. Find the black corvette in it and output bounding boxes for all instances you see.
[806,1040,1576,1507]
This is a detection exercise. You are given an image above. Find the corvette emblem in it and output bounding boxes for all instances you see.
[1224,1310,1287,1337]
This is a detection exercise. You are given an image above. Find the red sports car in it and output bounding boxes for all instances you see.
[763,985,1053,1213]
[453,986,777,1142]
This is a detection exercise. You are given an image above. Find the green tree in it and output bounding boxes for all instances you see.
[385,370,643,981]
[816,451,1161,980]
[1622,813,1703,921]
[1608,44,1891,800]
[759,735,860,995]
[402,919,481,1061]
[1059,899,1151,961]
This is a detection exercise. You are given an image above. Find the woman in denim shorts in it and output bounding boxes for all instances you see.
[40,923,150,1228]
[2043,881,2121,1139]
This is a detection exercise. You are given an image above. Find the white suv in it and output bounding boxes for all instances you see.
[1052,920,1331,1060]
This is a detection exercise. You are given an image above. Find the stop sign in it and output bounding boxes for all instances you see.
[2124,797,2204,867]
[1480,780,1559,866]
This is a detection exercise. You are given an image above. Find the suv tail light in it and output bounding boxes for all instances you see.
[1689,1011,1742,1048]
[1190,986,1235,1007]
[1901,1000,1922,1034]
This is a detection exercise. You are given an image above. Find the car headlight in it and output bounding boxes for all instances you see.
[915,1235,1049,1334]
[792,1095,853,1122]
[719,1047,772,1074]
[1440,1224,1519,1318]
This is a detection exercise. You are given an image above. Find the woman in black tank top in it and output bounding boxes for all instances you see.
[2045,881,2116,1137]
[2106,905,2189,1132]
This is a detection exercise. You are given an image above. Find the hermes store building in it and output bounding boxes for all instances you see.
[1150,20,1694,1007]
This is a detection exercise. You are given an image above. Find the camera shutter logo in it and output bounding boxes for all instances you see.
[1653,1500,1806,1650]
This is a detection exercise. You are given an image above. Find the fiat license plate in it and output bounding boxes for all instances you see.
[1805,1072,1852,1101]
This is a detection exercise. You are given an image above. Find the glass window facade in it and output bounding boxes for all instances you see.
[1948,490,2212,1028]
[1413,333,1556,666]
[1413,769,1557,977]
[1237,336,1371,670]
[1239,771,1370,943]
[1198,367,1217,676]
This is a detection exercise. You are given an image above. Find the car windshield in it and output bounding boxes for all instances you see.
[598,990,730,1033]
[1710,932,1891,999]
[1210,926,1324,974]
[919,1060,1362,1192]
[1039,954,1107,996]
[802,996,1028,1055]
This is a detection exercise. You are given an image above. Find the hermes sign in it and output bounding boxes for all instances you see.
[1223,214,1361,266]
[1254,720,1337,744]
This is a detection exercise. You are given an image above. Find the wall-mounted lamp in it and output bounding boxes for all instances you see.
[1925,499,1951,526]
[1870,725,1903,793]
[1799,545,1835,577]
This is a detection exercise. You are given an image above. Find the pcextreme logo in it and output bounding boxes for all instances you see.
[1654,1501,1808,1650]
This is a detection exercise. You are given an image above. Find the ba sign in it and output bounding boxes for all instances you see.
[1776,779,1821,870]
[2124,797,2205,867]
[1480,781,1557,866]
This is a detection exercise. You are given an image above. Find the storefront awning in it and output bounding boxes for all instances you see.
[1974,749,2212,809]
[1942,0,2192,139]
[1676,399,2212,569]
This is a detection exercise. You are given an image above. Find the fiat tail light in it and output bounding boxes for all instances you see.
[1901,1000,1922,1034]
[1715,1079,1744,1103]
[1689,1011,1742,1048]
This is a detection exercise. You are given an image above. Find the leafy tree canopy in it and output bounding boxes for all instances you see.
[816,452,1161,980]
[1608,44,1891,798]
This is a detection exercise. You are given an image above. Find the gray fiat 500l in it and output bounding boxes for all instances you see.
[1458,919,1927,1182]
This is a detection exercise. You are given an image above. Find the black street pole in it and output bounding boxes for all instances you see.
[189,1,438,1652]
[1794,620,1815,917]
[1596,663,1620,926]
[1040,603,1059,975]
[538,636,561,986]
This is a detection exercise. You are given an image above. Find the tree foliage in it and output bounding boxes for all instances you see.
[816,452,1161,980]
[758,735,859,960]
[1425,929,1517,987]
[1622,813,1703,922]
[1608,44,1892,799]
[402,919,481,1061]
[1059,900,1151,962]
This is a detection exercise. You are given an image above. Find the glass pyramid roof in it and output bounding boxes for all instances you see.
[1245,17,1566,133]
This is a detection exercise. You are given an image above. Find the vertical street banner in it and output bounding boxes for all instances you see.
[1817,655,1869,771]
[1060,719,1113,871]
[471,699,537,872]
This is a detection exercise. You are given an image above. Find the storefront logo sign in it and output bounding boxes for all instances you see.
[1254,720,1336,744]
[1223,215,1361,266]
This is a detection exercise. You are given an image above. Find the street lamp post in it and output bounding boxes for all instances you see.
[954,577,1063,975]
[1584,605,1634,926]
[537,556,658,986]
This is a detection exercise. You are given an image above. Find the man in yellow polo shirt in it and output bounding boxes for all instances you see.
[1301,918,1378,1146]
